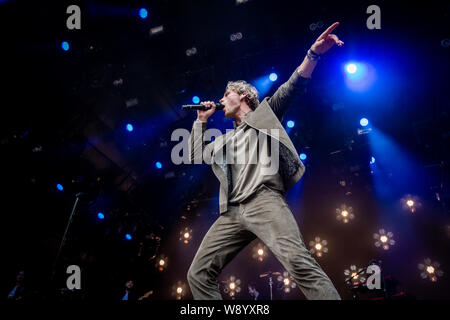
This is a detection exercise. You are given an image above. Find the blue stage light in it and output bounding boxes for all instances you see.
[287,120,295,128]
[269,73,278,82]
[300,153,307,160]
[126,123,134,132]
[56,183,64,191]
[343,61,375,92]
[346,63,357,74]
[61,41,70,51]
[155,161,162,169]
[192,96,200,104]
[125,234,132,240]
[139,8,148,19]
[360,118,369,127]
[97,213,105,220]
[370,156,376,164]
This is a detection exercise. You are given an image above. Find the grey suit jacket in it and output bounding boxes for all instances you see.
[189,69,309,214]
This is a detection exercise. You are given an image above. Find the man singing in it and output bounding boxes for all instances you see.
[187,22,344,300]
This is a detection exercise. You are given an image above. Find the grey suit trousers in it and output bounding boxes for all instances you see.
[187,185,341,300]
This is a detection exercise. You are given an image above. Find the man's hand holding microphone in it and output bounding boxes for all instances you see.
[197,101,217,122]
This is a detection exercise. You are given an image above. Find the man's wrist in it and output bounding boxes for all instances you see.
[309,47,320,56]
[306,48,320,61]
[196,117,208,123]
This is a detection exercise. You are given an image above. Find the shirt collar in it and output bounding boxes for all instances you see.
[233,111,252,129]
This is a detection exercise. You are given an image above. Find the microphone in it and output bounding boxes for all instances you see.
[182,103,224,111]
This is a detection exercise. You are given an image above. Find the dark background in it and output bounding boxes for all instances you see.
[1,0,449,300]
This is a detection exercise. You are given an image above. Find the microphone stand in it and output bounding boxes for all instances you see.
[260,271,279,301]
[51,192,84,283]
[269,276,273,301]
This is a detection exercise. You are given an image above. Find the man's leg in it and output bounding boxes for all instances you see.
[187,206,256,300]
[242,186,341,300]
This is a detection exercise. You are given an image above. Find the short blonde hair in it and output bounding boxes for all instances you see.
[226,80,259,110]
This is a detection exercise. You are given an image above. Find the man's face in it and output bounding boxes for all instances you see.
[125,280,134,289]
[16,271,24,283]
[220,89,244,119]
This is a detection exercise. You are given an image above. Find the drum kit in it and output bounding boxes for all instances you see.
[218,259,407,300]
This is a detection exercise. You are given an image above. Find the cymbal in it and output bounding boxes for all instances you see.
[259,271,281,277]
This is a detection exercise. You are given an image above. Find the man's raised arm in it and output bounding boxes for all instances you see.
[269,22,344,121]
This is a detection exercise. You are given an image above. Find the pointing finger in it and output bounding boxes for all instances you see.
[319,22,340,40]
